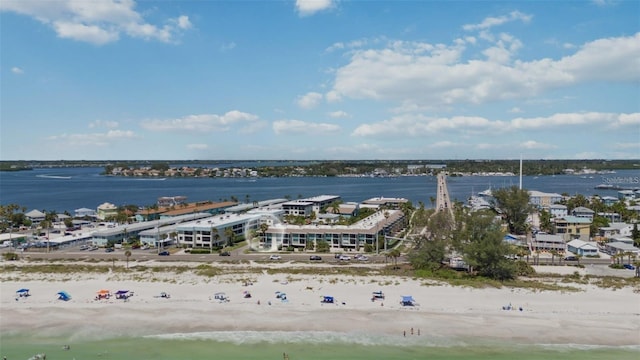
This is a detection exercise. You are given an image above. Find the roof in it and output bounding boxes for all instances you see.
[566,239,597,250]
[607,242,639,251]
[534,234,565,243]
[572,206,594,214]
[556,216,592,224]
[549,204,567,209]
[528,190,563,198]
[25,209,45,218]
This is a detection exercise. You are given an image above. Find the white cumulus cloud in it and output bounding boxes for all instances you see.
[11,66,24,74]
[141,111,259,132]
[328,110,349,118]
[295,0,335,16]
[0,0,192,45]
[273,119,340,135]
[296,92,324,109]
[328,32,640,109]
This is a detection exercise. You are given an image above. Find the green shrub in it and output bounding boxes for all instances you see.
[190,248,211,254]
[2,252,19,261]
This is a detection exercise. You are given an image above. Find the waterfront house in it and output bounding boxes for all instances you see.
[603,241,639,256]
[598,222,633,238]
[609,236,635,245]
[600,196,619,206]
[618,190,635,201]
[571,206,595,221]
[548,204,568,218]
[25,209,46,225]
[96,202,118,220]
[553,216,591,241]
[74,207,97,218]
[597,212,622,222]
[528,190,563,208]
[531,233,566,253]
[566,239,598,257]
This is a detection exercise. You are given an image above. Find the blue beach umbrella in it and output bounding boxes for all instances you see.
[57,291,71,301]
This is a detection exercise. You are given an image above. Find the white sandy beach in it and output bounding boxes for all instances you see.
[1,261,639,346]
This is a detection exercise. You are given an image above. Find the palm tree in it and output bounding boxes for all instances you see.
[388,248,401,269]
[224,227,235,248]
[124,250,132,269]
[211,228,219,250]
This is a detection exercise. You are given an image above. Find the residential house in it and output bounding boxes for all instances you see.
[25,209,46,225]
[597,212,622,223]
[96,202,118,220]
[618,190,635,201]
[529,190,563,208]
[600,196,619,206]
[603,241,639,256]
[74,207,97,218]
[554,216,591,241]
[571,206,595,221]
[548,204,568,218]
[566,239,598,257]
[531,233,566,253]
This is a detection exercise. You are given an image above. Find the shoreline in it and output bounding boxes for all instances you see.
[2,263,639,347]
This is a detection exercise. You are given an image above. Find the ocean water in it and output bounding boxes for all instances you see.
[2,331,638,360]
[1,167,637,213]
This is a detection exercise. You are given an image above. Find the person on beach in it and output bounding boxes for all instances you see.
[411,327,414,335]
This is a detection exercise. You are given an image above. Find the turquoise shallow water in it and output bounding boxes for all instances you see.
[2,331,639,360]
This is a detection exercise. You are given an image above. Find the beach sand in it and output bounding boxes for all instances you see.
[1,261,639,347]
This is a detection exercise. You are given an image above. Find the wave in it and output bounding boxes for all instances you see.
[147,330,471,348]
[36,175,72,179]
[145,331,640,351]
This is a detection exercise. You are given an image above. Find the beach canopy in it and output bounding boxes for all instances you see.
[97,289,110,294]
[17,288,29,293]
[115,290,129,294]
[57,291,71,301]
[322,296,334,303]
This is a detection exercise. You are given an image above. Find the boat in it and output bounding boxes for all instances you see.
[36,175,71,179]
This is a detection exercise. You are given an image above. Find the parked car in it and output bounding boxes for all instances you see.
[338,255,351,261]
[623,264,635,270]
[219,251,231,256]
[158,251,170,256]
[309,255,322,261]
[79,245,89,251]
[564,255,577,261]
[269,254,282,260]
[105,247,114,253]
[357,255,369,261]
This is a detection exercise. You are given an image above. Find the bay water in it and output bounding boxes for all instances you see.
[1,167,637,213]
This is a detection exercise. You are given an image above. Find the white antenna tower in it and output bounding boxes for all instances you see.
[519,155,523,190]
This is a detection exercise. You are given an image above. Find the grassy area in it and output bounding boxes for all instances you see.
[2,259,638,291]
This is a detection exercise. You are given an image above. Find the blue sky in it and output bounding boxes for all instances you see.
[1,0,639,161]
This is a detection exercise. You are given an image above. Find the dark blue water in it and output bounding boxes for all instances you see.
[0,167,637,213]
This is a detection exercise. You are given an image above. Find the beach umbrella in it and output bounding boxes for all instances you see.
[97,289,110,294]
[57,291,71,301]
[17,288,29,293]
